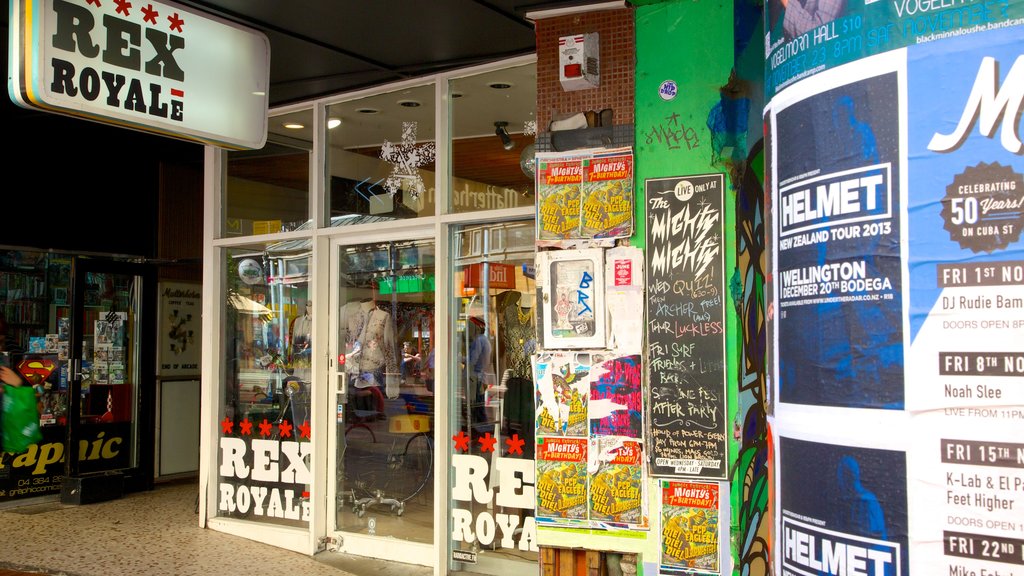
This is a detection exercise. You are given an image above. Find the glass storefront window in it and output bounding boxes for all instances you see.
[449,64,536,213]
[0,250,70,502]
[218,241,312,527]
[225,109,313,236]
[209,57,541,563]
[334,238,436,545]
[326,85,436,225]
[0,251,155,501]
[448,221,538,573]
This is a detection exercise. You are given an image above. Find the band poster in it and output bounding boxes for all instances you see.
[536,436,588,525]
[771,59,903,410]
[537,155,584,242]
[778,436,909,576]
[534,352,593,438]
[589,437,646,530]
[902,26,1024,576]
[660,480,721,574]
[644,173,728,479]
[536,148,634,242]
[533,352,649,529]
[768,23,1023,576]
[764,0,1024,97]
[581,149,634,239]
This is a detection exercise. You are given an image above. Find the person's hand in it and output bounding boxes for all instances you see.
[0,366,23,386]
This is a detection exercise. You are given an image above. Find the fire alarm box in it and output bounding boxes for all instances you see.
[559,33,599,91]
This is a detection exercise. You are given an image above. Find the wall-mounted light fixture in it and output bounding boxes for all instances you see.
[494,121,514,151]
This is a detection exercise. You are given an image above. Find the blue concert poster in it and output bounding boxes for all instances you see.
[773,68,905,409]
[779,436,909,576]
[905,25,1024,348]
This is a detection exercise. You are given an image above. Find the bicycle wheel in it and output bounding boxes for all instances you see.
[341,424,379,505]
[387,433,433,503]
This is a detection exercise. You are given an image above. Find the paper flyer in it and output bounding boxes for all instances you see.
[589,354,643,439]
[588,437,647,529]
[580,149,634,239]
[533,352,592,437]
[537,157,583,241]
[901,27,1024,576]
[604,246,645,352]
[778,436,908,576]
[660,480,721,574]
[536,436,589,525]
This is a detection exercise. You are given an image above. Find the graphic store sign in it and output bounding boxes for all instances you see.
[10,0,269,149]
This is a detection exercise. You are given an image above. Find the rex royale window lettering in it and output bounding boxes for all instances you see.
[219,437,313,523]
[47,0,186,122]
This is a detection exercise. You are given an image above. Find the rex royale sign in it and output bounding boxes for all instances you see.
[10,0,269,149]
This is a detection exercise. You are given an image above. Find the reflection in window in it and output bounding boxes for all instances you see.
[450,64,536,213]
[218,242,312,528]
[449,221,538,574]
[225,109,313,236]
[327,85,437,224]
[336,239,436,544]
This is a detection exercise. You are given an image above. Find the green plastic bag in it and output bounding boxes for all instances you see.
[2,384,42,454]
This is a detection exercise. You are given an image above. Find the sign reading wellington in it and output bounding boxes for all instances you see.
[10,0,270,149]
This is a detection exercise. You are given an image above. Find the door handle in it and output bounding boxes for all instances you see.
[337,371,347,396]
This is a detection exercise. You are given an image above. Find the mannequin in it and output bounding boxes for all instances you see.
[290,300,312,356]
[346,298,399,399]
[289,300,312,381]
[497,291,536,379]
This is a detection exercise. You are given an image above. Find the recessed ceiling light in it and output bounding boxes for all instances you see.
[356,108,380,114]
[488,82,512,90]
[283,122,305,129]
[327,117,342,129]
[398,100,421,108]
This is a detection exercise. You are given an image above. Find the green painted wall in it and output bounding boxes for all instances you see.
[634,1,742,574]
[634,0,734,250]
[542,5,754,573]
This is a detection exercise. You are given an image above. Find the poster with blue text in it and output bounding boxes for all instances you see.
[772,63,904,410]
[903,26,1024,576]
[764,0,1024,97]
[779,436,909,576]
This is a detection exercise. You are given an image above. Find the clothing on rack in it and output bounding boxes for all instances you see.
[498,291,536,379]
[351,306,400,399]
[290,301,312,358]
[339,300,375,354]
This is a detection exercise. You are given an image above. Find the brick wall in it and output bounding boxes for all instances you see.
[535,8,635,133]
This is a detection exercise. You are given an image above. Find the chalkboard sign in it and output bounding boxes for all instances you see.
[644,173,727,479]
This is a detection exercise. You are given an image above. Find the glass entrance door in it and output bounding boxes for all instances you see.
[329,237,436,565]
[448,221,538,574]
[67,258,155,491]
